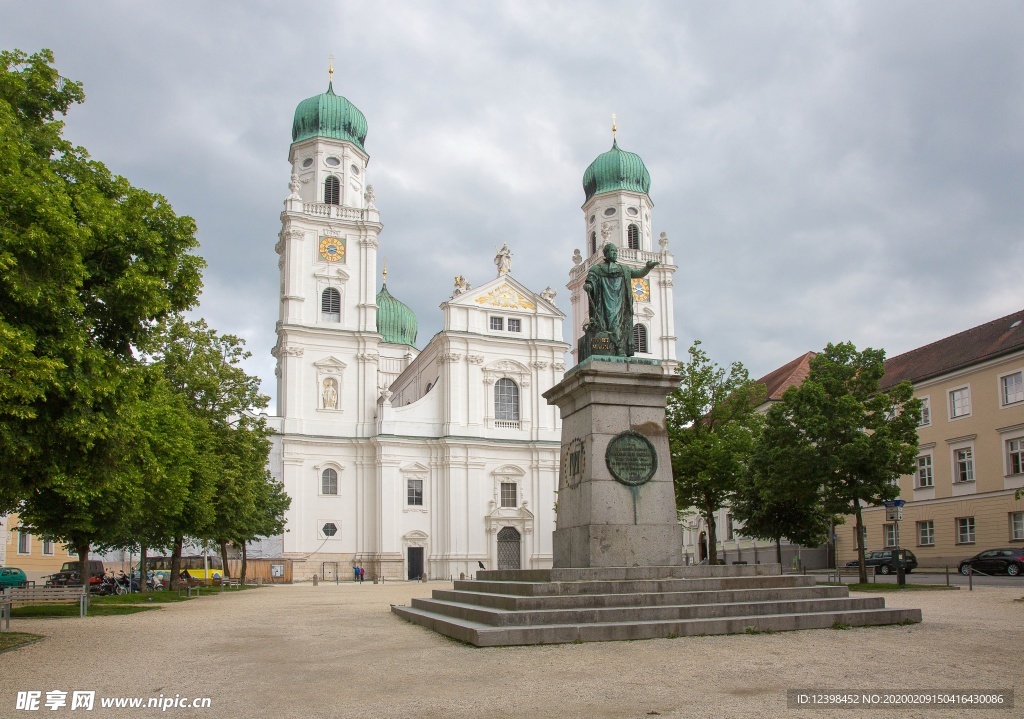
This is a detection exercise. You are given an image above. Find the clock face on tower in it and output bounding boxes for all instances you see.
[318,237,345,263]
[632,278,650,302]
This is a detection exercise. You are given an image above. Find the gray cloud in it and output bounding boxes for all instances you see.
[4,1,1022,404]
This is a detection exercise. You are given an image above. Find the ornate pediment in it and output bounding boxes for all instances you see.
[473,283,536,311]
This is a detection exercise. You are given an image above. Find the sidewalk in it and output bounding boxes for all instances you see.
[1,581,1020,718]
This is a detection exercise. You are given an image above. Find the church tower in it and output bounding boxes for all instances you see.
[567,124,678,368]
[273,71,386,438]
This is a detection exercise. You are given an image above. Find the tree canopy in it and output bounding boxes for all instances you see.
[0,49,204,512]
[756,342,920,582]
[667,341,766,565]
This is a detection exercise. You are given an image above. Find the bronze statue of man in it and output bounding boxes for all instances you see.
[583,243,659,357]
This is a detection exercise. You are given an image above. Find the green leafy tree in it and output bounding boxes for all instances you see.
[667,341,766,565]
[761,342,920,583]
[1,50,204,582]
[731,407,836,563]
[146,317,287,586]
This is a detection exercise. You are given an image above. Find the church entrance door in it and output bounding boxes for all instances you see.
[407,547,424,580]
[497,527,521,570]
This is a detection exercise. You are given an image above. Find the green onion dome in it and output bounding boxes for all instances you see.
[291,82,368,151]
[376,284,417,346]
[582,139,651,202]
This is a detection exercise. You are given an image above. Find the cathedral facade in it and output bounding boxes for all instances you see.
[266,81,677,581]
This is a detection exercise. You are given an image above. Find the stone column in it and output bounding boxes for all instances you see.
[543,359,682,568]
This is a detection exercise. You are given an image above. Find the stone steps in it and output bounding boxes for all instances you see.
[427,584,853,612]
[410,595,887,627]
[391,566,922,646]
[391,604,921,647]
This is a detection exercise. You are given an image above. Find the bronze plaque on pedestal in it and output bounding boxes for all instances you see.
[605,430,657,487]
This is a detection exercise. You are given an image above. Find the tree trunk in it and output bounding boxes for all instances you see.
[139,545,148,593]
[240,542,247,584]
[775,538,783,565]
[855,504,868,584]
[705,504,718,565]
[169,536,183,590]
[219,540,230,581]
[77,542,90,610]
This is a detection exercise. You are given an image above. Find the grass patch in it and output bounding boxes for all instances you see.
[744,626,773,635]
[92,590,191,605]
[12,604,158,618]
[831,621,851,630]
[845,583,960,592]
[0,632,43,653]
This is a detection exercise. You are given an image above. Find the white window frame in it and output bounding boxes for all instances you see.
[949,385,972,420]
[319,466,340,496]
[494,378,520,424]
[42,539,54,556]
[1008,437,1024,477]
[407,478,424,507]
[17,531,30,555]
[1011,512,1024,542]
[317,520,340,540]
[490,316,504,331]
[916,453,934,488]
[918,396,931,427]
[1000,370,1024,407]
[507,318,521,333]
[883,523,897,547]
[952,444,975,483]
[917,520,935,546]
[500,482,518,508]
[956,517,975,544]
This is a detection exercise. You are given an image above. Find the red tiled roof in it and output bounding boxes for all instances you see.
[755,351,816,401]
[880,309,1024,389]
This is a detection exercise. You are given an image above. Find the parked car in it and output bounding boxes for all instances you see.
[46,560,105,587]
[845,549,918,575]
[0,567,28,589]
[958,548,1024,576]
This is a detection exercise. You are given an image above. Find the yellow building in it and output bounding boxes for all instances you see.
[839,310,1024,569]
[0,513,73,584]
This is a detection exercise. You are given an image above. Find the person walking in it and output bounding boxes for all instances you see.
[357,565,365,583]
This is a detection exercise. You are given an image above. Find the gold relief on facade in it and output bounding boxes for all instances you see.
[474,284,536,310]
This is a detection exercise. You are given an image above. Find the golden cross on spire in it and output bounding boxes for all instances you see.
[612,113,617,141]
[329,55,335,83]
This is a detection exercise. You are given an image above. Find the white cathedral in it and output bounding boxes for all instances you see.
[266,79,678,581]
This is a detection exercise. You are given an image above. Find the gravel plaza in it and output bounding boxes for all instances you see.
[1,581,1020,719]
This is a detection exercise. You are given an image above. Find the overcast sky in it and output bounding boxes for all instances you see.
[5,2,1023,409]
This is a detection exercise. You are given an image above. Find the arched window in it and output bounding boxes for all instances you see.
[627,224,640,250]
[324,176,340,205]
[633,323,649,354]
[321,288,341,322]
[589,232,597,256]
[494,378,520,423]
[321,468,338,495]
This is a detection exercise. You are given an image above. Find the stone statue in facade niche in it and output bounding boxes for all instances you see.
[322,377,339,409]
[494,243,512,276]
[582,243,658,358]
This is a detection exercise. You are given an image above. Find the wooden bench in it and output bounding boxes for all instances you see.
[3,586,88,619]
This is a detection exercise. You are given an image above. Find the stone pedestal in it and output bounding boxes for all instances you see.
[542,358,683,568]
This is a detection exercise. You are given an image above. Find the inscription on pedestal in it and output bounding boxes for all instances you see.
[562,438,586,489]
[605,431,657,486]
